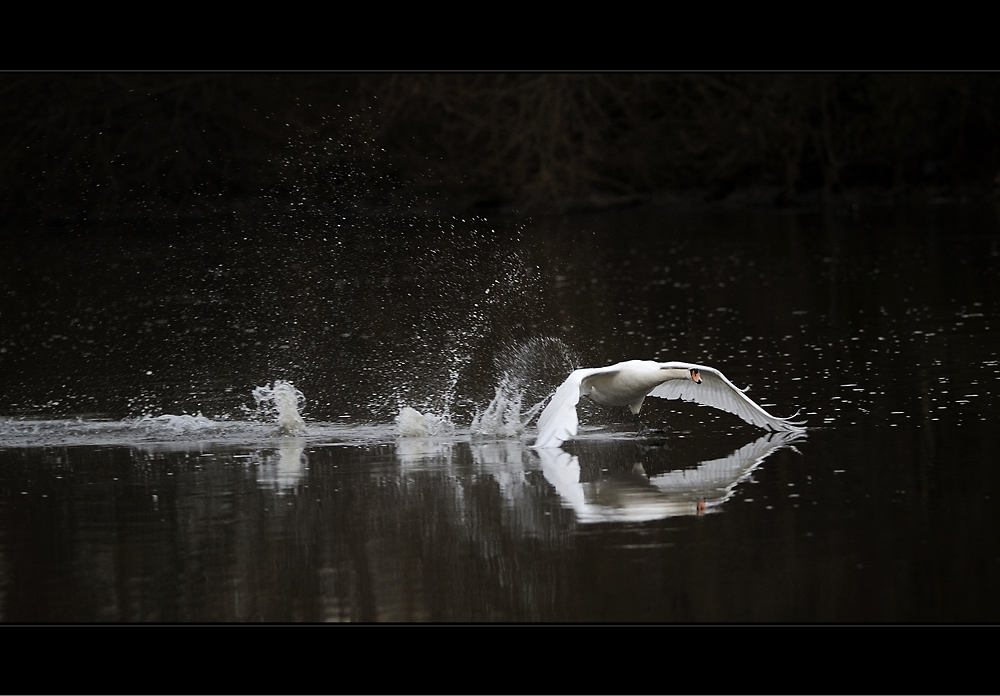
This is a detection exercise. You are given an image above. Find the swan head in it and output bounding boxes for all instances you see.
[690,368,702,384]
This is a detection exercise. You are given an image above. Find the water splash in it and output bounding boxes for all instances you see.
[395,406,455,437]
[469,375,538,438]
[252,381,307,436]
[471,337,578,438]
[259,122,551,426]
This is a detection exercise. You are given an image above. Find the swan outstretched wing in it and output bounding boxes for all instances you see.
[533,367,608,448]
[649,362,806,432]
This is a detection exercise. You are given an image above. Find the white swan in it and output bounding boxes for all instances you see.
[533,360,805,448]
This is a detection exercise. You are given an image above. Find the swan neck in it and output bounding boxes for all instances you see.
[658,368,690,382]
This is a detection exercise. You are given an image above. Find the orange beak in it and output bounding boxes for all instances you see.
[691,369,702,384]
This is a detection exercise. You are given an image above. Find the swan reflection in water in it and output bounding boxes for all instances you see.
[535,430,806,523]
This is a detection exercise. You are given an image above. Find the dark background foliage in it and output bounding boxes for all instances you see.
[2,73,998,225]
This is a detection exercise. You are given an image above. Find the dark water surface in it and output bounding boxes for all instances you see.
[1,201,999,622]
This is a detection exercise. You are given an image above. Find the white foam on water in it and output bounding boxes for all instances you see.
[394,406,455,437]
[133,413,220,433]
[0,381,410,449]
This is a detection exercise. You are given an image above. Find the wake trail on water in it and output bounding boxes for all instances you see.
[0,379,315,448]
[4,338,577,447]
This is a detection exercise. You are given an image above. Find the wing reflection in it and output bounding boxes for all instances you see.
[535,430,805,523]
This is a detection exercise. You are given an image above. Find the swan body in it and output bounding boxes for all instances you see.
[533,360,805,448]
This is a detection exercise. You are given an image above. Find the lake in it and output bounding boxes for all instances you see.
[1,198,998,622]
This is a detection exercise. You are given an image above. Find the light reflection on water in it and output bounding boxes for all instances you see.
[0,424,808,622]
[1,202,999,621]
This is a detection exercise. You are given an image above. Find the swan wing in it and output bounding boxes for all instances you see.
[649,362,806,432]
[533,367,609,448]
